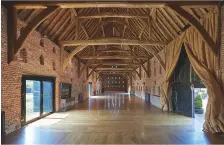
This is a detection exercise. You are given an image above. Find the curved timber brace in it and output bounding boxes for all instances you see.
[140,45,165,70]
[125,45,165,76]
[8,6,59,63]
[87,64,103,79]
[128,65,141,79]
[130,72,136,80]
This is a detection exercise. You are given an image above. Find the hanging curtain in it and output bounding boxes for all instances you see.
[161,33,185,111]
[183,13,224,133]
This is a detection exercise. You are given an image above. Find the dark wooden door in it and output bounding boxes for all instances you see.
[172,47,194,117]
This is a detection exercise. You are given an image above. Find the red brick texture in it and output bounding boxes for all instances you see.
[132,50,165,100]
[102,75,128,92]
[1,6,101,134]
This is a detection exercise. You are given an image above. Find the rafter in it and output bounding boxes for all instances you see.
[51,11,71,40]
[81,23,89,39]
[100,20,137,38]
[75,18,79,40]
[97,8,105,38]
[147,9,152,40]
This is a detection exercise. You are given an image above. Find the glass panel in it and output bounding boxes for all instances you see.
[26,80,40,122]
[89,83,92,97]
[43,81,53,114]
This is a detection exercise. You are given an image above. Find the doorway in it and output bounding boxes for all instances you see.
[171,46,194,117]
[88,83,92,97]
[192,72,208,125]
[21,75,55,125]
[171,45,208,120]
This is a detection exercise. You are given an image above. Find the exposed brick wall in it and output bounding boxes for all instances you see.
[132,50,165,106]
[102,75,127,92]
[1,6,97,134]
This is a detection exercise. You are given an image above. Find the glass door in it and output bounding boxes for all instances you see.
[88,83,92,97]
[25,80,41,122]
[22,76,55,124]
[43,81,53,115]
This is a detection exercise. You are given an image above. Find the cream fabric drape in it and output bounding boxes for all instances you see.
[161,12,224,132]
[184,13,224,133]
[161,33,185,111]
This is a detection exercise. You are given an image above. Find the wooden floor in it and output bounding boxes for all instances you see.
[4,93,224,144]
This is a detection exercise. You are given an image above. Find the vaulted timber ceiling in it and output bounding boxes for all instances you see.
[12,1,218,77]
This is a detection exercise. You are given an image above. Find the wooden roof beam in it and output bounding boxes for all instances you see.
[98,50,131,55]
[97,70,138,79]
[99,50,131,53]
[95,68,133,71]
[80,56,148,60]
[79,12,148,19]
[96,70,132,73]
[14,2,165,9]
[80,61,139,76]
[90,63,139,66]
[13,1,218,9]
[60,37,167,47]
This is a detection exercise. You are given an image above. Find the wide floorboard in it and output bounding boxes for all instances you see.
[4,93,224,144]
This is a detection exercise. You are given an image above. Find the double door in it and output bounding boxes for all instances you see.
[21,76,55,124]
